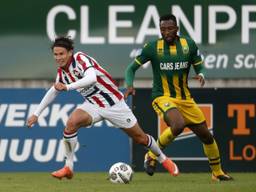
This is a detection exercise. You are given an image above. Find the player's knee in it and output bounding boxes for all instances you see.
[172,122,185,136]
[66,119,79,132]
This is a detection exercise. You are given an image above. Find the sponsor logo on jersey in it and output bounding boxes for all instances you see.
[160,62,188,71]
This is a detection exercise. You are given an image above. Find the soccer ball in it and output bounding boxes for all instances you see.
[108,162,133,184]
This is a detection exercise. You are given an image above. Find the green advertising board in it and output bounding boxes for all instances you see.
[0,0,255,79]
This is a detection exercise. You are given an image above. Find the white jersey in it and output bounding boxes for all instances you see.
[56,51,123,107]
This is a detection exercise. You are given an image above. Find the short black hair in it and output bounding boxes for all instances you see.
[51,36,74,51]
[160,14,177,25]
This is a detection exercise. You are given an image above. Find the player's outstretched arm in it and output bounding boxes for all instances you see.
[27,86,59,128]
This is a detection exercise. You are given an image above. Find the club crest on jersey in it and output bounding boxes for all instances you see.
[182,46,189,54]
[73,69,82,78]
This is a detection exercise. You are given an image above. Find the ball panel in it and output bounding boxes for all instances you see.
[108,162,133,184]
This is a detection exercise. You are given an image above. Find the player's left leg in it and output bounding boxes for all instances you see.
[51,108,93,180]
[144,96,184,176]
[121,123,179,176]
[144,127,175,175]
[189,122,233,181]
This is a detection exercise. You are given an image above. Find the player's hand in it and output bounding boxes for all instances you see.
[54,82,67,91]
[193,73,205,87]
[124,87,136,99]
[26,115,38,128]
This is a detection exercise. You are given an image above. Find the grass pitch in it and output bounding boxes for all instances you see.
[0,172,255,192]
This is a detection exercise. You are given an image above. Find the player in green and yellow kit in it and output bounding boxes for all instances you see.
[124,14,233,181]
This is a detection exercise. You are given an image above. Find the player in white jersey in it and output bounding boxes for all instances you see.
[26,36,179,180]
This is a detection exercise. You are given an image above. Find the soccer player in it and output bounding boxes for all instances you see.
[26,36,179,179]
[124,14,233,181]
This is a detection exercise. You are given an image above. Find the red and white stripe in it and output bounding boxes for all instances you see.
[55,51,123,107]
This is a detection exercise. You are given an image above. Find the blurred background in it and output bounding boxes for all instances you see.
[0,0,255,172]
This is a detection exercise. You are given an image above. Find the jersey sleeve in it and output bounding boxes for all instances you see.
[75,53,94,73]
[134,43,152,65]
[124,43,152,87]
[66,67,97,90]
[190,40,204,74]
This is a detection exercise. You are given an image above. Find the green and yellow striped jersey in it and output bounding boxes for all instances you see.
[134,36,203,100]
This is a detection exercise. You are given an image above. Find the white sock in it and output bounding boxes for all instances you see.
[146,134,167,163]
[63,131,78,171]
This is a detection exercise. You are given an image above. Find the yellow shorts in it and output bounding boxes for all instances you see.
[152,96,205,125]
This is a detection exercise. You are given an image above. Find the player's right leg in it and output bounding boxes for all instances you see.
[51,108,94,180]
[104,99,179,176]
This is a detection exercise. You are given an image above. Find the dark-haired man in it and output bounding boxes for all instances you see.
[27,36,179,179]
[124,14,233,181]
